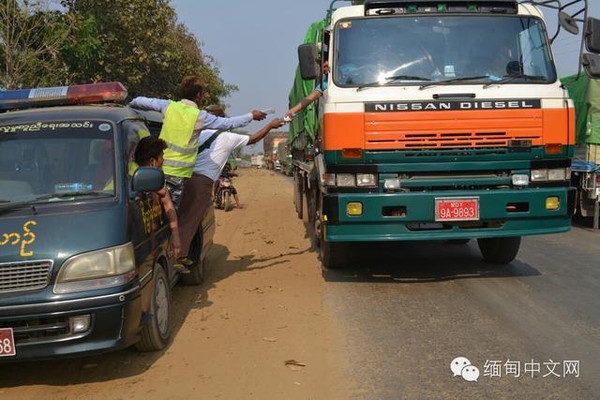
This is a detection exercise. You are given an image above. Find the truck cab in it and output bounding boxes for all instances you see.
[0,83,214,360]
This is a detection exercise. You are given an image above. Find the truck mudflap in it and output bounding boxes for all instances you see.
[322,187,575,242]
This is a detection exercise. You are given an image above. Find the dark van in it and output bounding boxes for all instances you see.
[0,83,214,360]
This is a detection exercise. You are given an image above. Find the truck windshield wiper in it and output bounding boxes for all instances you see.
[482,74,548,88]
[419,76,490,90]
[50,191,114,199]
[358,75,431,91]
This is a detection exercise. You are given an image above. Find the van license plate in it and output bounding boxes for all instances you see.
[0,328,16,357]
[435,198,479,221]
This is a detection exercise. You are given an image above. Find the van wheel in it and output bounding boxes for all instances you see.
[181,231,204,285]
[477,237,521,265]
[136,265,170,351]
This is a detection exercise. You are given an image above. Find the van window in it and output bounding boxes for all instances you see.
[0,121,116,202]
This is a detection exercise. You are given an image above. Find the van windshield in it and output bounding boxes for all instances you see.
[0,120,116,203]
[333,15,556,87]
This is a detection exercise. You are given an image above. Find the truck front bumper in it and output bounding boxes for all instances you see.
[323,187,575,242]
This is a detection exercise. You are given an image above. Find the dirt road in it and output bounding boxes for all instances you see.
[0,169,351,400]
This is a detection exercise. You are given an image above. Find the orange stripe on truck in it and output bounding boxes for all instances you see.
[323,108,573,150]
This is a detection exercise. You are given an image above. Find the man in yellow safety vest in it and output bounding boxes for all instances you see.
[130,76,266,206]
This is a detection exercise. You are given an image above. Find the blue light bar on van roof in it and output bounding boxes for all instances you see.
[0,82,128,111]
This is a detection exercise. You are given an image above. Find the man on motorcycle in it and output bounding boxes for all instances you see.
[214,162,241,209]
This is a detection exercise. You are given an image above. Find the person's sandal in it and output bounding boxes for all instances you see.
[173,257,193,274]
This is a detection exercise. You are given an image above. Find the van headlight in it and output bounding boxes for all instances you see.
[54,243,136,293]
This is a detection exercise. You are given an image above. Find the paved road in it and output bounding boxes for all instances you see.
[323,226,600,399]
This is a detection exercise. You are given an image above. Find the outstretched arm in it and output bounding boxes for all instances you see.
[201,110,267,131]
[130,97,170,114]
[247,118,285,145]
[286,90,323,118]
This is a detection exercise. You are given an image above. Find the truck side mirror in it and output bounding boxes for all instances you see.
[585,17,600,54]
[298,44,319,80]
[131,167,165,193]
[559,12,579,35]
[582,53,600,79]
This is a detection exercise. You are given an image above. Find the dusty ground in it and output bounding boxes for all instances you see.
[0,168,350,400]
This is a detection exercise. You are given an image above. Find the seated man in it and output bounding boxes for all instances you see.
[134,136,187,272]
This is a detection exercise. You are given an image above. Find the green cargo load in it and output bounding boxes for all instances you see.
[288,19,327,152]
[561,73,600,145]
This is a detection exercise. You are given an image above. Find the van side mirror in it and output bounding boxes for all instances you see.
[585,17,600,54]
[131,167,164,193]
[582,53,600,79]
[298,44,319,80]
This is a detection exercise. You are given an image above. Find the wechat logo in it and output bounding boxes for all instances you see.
[451,356,480,382]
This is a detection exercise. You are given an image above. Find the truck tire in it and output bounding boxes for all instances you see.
[136,264,171,351]
[446,239,470,245]
[477,237,521,265]
[294,170,303,220]
[181,231,204,285]
[319,238,344,269]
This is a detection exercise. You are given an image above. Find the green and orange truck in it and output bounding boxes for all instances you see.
[288,0,600,268]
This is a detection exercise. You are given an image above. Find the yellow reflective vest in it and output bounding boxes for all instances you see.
[159,101,200,178]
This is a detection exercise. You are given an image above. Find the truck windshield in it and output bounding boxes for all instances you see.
[333,15,556,87]
[0,120,116,203]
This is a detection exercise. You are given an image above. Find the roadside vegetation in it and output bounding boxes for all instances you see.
[0,0,235,102]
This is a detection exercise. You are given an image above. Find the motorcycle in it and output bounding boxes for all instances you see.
[214,175,234,212]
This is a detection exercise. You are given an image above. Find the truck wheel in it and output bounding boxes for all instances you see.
[294,170,303,220]
[136,264,171,351]
[181,231,204,285]
[477,237,521,265]
[320,239,344,269]
[446,239,470,245]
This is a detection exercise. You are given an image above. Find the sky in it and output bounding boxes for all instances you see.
[171,1,599,152]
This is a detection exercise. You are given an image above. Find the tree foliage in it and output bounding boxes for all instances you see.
[0,0,235,103]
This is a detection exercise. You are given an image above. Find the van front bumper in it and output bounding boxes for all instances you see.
[0,285,142,361]
[323,187,575,242]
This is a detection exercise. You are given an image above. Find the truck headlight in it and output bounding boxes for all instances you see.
[531,169,548,181]
[356,173,377,187]
[512,174,529,186]
[548,168,568,181]
[54,243,136,294]
[336,173,356,187]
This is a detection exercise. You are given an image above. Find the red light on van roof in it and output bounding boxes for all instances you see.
[66,82,128,103]
[0,82,127,111]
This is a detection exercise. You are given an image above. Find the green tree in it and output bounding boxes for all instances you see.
[59,0,236,100]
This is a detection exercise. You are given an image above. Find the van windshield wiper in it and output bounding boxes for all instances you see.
[358,75,431,91]
[482,74,548,88]
[0,192,113,213]
[419,76,491,90]
[0,194,55,213]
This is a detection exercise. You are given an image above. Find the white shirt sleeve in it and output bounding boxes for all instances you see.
[130,97,170,114]
[199,111,253,131]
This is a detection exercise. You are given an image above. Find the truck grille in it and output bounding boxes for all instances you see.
[365,109,543,150]
[367,131,540,148]
[0,260,52,293]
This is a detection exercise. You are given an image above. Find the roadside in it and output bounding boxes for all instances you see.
[0,168,351,400]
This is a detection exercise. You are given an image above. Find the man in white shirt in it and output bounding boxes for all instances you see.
[177,105,285,265]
